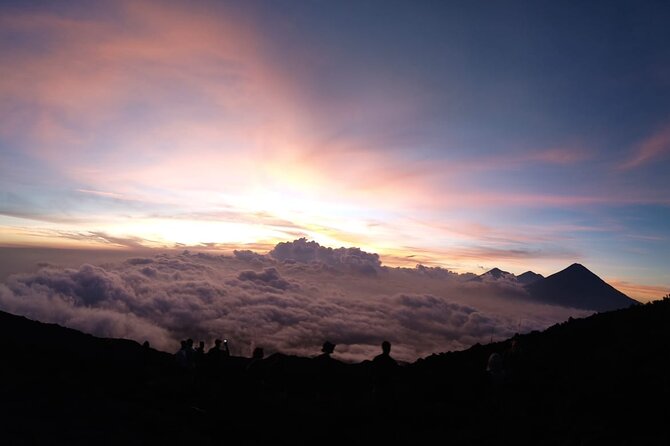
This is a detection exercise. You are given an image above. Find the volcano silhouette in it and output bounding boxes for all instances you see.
[517,270,544,285]
[481,267,512,279]
[525,263,638,311]
[471,267,515,282]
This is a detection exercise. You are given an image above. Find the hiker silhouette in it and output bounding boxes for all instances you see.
[503,335,524,380]
[207,339,223,356]
[372,341,398,405]
[486,352,505,384]
[247,347,266,389]
[252,347,264,360]
[207,339,231,369]
[317,341,336,360]
[313,341,343,401]
[195,341,205,366]
[372,341,398,375]
[176,340,189,369]
[185,338,196,368]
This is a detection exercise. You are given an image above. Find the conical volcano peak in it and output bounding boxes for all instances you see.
[481,267,512,279]
[559,263,605,281]
[565,263,589,272]
[526,263,639,312]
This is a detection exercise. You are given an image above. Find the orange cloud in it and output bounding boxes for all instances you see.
[608,280,668,302]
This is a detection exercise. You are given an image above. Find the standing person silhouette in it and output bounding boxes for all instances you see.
[317,341,336,360]
[372,341,398,409]
[313,341,341,402]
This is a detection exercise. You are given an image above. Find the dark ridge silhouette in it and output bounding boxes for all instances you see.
[2,296,669,445]
[516,270,544,285]
[525,263,639,311]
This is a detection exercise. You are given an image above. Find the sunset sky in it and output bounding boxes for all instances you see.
[1,0,668,299]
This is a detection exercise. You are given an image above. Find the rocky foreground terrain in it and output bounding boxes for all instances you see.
[0,296,668,445]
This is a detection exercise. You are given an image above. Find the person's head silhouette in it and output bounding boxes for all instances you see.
[253,347,264,359]
[321,341,335,355]
[214,339,222,348]
[381,341,391,355]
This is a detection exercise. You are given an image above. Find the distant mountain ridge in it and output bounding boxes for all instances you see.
[476,263,637,312]
[525,263,639,312]
[479,267,513,280]
[467,267,513,282]
[517,270,544,285]
[475,268,542,284]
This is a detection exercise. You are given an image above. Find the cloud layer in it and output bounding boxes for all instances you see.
[0,241,590,362]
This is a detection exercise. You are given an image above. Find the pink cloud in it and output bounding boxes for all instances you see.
[524,147,591,164]
[618,124,670,170]
[0,2,290,159]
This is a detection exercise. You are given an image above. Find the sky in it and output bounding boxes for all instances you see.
[0,0,668,299]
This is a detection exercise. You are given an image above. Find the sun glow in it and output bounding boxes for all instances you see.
[0,0,668,294]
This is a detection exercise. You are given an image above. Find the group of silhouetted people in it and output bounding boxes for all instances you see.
[175,338,396,366]
[176,336,525,393]
[168,334,531,414]
[174,338,398,377]
[175,338,231,370]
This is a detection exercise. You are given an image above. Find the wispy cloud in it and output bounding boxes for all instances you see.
[608,280,669,302]
[618,124,670,170]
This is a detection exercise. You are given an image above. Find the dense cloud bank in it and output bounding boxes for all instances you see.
[0,241,589,361]
[270,238,381,275]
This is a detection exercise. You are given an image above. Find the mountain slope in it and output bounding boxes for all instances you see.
[525,263,638,311]
[1,298,669,444]
[517,270,544,285]
[472,267,515,281]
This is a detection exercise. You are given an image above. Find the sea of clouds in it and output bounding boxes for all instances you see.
[0,239,590,362]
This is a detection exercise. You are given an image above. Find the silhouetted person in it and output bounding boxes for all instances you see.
[313,341,342,402]
[486,352,505,385]
[504,335,523,380]
[208,339,223,355]
[372,341,398,407]
[317,341,336,360]
[185,338,196,369]
[222,339,231,357]
[247,347,266,389]
[207,339,230,368]
[139,340,152,383]
[195,341,206,366]
[252,347,264,360]
[176,340,189,369]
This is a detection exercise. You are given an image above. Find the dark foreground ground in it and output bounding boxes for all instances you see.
[1,298,669,445]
